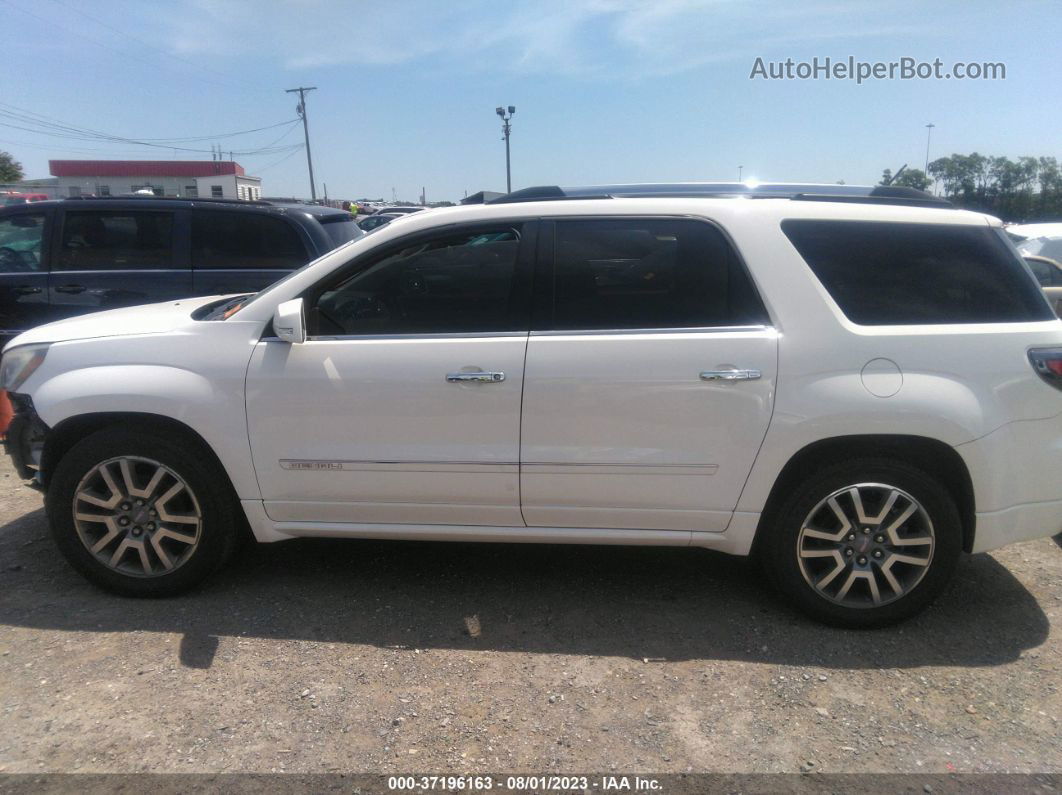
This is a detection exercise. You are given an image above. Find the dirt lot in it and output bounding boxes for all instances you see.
[0,456,1059,776]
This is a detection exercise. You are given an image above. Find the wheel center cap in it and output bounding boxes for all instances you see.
[131,507,152,524]
[856,536,872,554]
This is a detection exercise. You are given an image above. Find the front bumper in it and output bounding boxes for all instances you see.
[2,393,47,484]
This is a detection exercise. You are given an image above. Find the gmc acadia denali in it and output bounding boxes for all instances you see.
[4,182,1061,627]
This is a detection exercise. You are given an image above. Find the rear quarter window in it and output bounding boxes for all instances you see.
[781,220,1053,325]
[192,210,308,270]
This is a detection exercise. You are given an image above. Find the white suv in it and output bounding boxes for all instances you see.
[4,183,1061,627]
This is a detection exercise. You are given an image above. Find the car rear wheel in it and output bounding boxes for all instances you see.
[762,458,962,627]
[46,427,237,596]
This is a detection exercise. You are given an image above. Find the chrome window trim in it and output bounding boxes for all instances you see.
[43,268,191,274]
[263,330,530,343]
[529,325,773,337]
[191,267,293,273]
[260,326,774,343]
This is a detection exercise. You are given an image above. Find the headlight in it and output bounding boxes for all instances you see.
[0,344,49,392]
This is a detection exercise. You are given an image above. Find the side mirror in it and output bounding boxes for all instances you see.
[274,298,306,344]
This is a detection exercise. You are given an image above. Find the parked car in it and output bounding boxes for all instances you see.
[356,212,403,232]
[4,182,1062,627]
[1022,254,1062,315]
[2,193,50,206]
[0,196,363,335]
[1016,234,1062,262]
[1006,222,1062,242]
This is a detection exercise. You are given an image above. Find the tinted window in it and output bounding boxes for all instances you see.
[1025,257,1058,288]
[0,213,46,273]
[357,214,394,232]
[58,211,173,271]
[548,218,767,330]
[312,227,524,335]
[192,211,306,270]
[318,215,362,248]
[782,220,1053,325]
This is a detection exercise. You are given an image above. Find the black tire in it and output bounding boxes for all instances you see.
[760,457,962,628]
[46,426,238,596]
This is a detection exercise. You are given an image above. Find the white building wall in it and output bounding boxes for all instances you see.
[53,173,263,199]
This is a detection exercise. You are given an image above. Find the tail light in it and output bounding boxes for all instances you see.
[1029,348,1062,390]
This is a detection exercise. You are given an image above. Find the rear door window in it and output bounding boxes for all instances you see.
[781,220,1053,325]
[192,210,307,269]
[57,211,174,270]
[543,218,768,330]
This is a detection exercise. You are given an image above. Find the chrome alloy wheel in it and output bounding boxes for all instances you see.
[72,456,203,577]
[797,483,935,608]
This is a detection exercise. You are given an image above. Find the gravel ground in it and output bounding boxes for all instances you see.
[0,455,1059,776]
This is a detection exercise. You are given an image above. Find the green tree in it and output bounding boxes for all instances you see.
[0,150,24,183]
[892,168,930,191]
[922,151,1062,220]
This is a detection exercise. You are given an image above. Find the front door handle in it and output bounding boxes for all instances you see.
[446,371,506,383]
[700,368,762,382]
[12,285,42,296]
[55,284,86,294]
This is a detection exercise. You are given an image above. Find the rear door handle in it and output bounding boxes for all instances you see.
[55,284,86,294]
[446,371,506,383]
[700,368,762,382]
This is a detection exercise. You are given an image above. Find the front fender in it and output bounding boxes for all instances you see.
[23,325,262,499]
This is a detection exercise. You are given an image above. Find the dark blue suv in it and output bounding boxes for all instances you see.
[0,197,362,335]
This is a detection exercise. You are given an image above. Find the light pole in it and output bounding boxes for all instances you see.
[924,123,935,173]
[496,105,515,193]
[738,165,743,182]
[286,86,318,201]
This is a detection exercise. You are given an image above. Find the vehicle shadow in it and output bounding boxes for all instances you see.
[0,508,1050,670]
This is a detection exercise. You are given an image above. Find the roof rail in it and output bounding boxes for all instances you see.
[487,183,951,209]
[62,195,273,206]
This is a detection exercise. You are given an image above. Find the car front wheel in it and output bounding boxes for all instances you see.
[762,458,962,627]
[46,427,237,596]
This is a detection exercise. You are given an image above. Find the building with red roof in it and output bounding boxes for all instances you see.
[48,160,262,200]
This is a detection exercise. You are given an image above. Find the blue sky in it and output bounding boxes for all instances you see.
[2,0,1060,202]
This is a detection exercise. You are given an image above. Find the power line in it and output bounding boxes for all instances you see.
[0,117,303,156]
[0,103,299,143]
[255,146,305,173]
[0,103,303,156]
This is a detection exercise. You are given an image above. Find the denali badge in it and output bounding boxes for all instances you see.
[280,460,345,471]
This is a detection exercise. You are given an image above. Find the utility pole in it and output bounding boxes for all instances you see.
[286,86,318,201]
[924,123,935,173]
[495,105,515,193]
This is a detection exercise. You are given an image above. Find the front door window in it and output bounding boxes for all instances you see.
[311,227,525,336]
